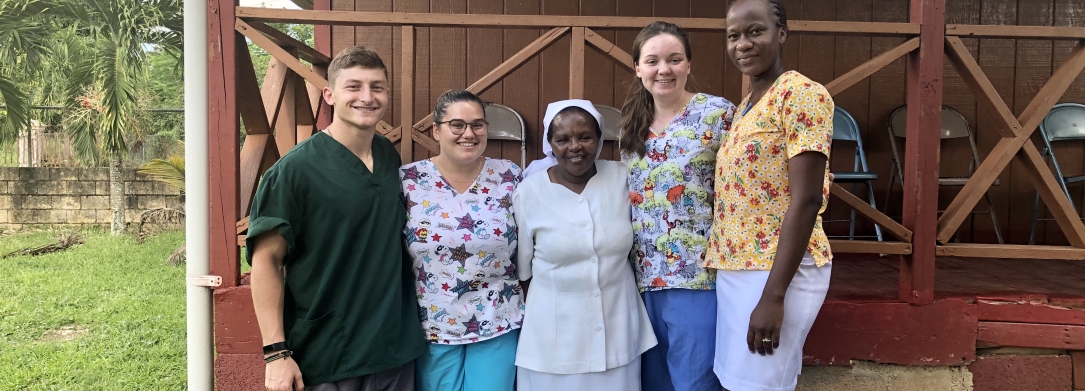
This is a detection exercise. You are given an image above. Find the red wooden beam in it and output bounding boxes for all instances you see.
[236,7,921,35]
[208,0,240,288]
[313,0,332,130]
[898,0,944,305]
[569,27,585,99]
[273,72,300,157]
[307,65,328,129]
[977,300,1085,326]
[803,299,978,366]
[214,286,261,354]
[583,28,634,72]
[977,322,1085,350]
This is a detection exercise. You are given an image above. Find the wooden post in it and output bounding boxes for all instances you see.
[899,0,944,305]
[208,0,240,288]
[274,70,299,157]
[313,0,331,55]
[400,26,414,163]
[313,0,332,130]
[569,27,585,99]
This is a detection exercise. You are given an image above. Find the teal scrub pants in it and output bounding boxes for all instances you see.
[415,329,519,391]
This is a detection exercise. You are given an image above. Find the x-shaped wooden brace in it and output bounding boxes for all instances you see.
[233,21,571,235]
[235,19,337,234]
[938,37,1085,247]
[585,28,919,253]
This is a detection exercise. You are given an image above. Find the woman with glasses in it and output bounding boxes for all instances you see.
[400,89,524,391]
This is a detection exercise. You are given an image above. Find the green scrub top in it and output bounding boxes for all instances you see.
[247,131,425,385]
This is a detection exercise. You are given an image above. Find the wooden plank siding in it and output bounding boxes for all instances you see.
[329,0,1085,245]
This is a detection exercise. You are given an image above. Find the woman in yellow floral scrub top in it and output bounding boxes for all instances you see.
[705,1,833,390]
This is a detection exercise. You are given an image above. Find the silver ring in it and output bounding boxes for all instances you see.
[762,338,772,343]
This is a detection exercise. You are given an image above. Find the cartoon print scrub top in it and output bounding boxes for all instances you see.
[401,157,525,345]
[623,93,736,291]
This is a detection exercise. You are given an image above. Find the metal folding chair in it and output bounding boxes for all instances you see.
[594,104,622,141]
[826,107,883,241]
[484,102,527,168]
[1029,102,1085,244]
[885,105,1004,244]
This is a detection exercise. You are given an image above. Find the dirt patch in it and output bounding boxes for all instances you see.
[42,325,90,342]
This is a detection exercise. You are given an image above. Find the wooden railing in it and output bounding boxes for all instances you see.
[210,3,1085,305]
[230,8,924,254]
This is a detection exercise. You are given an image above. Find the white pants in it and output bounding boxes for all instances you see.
[516,356,641,391]
[714,255,831,391]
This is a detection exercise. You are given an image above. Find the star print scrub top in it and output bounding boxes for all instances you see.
[623,93,736,291]
[401,157,525,345]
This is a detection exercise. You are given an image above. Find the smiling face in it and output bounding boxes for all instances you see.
[634,33,692,100]
[433,101,487,165]
[726,0,787,77]
[323,66,389,131]
[549,112,600,178]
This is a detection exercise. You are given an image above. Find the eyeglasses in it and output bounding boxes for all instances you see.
[437,119,489,135]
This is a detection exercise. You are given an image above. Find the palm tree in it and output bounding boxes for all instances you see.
[0,0,54,145]
[137,153,185,193]
[0,0,182,234]
[138,151,185,264]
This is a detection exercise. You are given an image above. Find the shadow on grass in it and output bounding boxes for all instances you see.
[0,228,187,390]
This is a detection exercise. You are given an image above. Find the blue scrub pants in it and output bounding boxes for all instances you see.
[415,329,519,391]
[640,289,722,391]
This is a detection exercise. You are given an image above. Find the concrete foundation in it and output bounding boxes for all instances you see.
[797,361,973,391]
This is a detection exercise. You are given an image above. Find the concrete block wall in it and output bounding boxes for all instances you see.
[0,167,182,229]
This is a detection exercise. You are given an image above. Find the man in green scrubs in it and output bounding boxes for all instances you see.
[248,46,425,391]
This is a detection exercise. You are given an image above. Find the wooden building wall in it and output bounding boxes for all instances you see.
[328,0,1085,245]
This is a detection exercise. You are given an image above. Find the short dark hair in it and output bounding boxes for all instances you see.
[433,89,486,123]
[728,0,789,33]
[547,106,602,143]
[327,46,388,86]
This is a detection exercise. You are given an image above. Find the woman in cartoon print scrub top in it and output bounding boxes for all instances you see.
[618,20,736,391]
[401,89,524,391]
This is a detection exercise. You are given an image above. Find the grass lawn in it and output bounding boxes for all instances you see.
[0,228,187,390]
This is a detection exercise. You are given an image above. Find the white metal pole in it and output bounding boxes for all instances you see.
[184,0,213,388]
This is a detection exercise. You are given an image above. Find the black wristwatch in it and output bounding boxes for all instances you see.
[263,341,288,355]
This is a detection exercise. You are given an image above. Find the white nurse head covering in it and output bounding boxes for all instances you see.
[522,99,605,178]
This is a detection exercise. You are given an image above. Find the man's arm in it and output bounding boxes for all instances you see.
[250,231,304,391]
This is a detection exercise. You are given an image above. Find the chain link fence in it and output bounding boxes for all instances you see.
[0,106,183,168]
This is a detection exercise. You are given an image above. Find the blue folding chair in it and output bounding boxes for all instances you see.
[827,107,883,241]
[1029,102,1085,244]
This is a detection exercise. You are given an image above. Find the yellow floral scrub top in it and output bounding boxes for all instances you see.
[704,71,833,271]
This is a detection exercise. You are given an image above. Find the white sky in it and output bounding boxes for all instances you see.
[238,0,301,8]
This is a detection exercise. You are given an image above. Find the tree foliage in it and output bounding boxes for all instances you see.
[0,0,183,163]
[137,151,185,193]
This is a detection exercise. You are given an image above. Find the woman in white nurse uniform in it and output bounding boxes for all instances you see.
[512,99,657,390]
